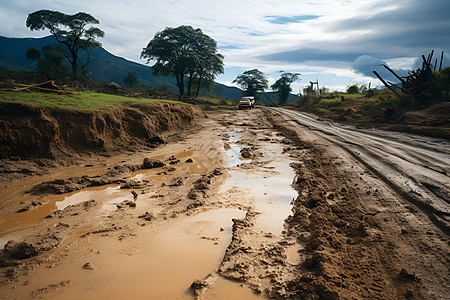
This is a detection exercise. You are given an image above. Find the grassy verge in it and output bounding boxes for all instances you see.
[293,91,450,140]
[196,96,238,110]
[0,91,186,110]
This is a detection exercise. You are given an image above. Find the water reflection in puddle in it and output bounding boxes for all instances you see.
[226,130,252,167]
[0,148,217,238]
[222,160,296,235]
[56,186,121,210]
[222,130,297,235]
[226,145,251,167]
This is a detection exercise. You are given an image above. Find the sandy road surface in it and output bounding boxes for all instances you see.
[270,107,449,299]
[274,107,450,233]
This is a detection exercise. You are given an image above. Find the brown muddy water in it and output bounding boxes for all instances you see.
[222,130,297,236]
[1,128,297,299]
[39,208,249,300]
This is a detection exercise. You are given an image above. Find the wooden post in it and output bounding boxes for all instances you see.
[373,71,400,96]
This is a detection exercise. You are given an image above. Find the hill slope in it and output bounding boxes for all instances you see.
[0,35,243,100]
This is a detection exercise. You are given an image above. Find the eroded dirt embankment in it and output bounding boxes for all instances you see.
[0,101,202,159]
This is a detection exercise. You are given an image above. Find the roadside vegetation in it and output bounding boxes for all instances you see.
[0,90,185,110]
[294,84,450,140]
[292,51,450,140]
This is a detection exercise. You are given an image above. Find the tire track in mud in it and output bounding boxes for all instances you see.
[267,108,449,299]
[263,111,431,299]
[274,108,450,235]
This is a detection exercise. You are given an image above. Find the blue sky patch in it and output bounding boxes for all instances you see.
[266,15,319,24]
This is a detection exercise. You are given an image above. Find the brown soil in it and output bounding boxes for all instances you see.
[0,101,202,159]
[0,107,448,299]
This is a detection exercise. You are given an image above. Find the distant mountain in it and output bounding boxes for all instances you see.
[0,35,296,103]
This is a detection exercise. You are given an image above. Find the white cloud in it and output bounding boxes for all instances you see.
[0,0,448,91]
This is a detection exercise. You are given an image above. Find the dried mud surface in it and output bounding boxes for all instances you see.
[0,107,448,299]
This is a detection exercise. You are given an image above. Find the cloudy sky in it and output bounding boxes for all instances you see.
[1,0,449,91]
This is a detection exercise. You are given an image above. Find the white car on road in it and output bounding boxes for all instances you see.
[238,96,255,109]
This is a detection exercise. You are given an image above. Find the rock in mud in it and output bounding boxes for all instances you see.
[186,200,205,210]
[240,147,253,159]
[82,262,94,270]
[120,200,136,207]
[120,180,147,189]
[191,279,208,290]
[212,168,223,176]
[2,234,61,260]
[168,156,181,164]
[142,158,165,169]
[169,177,183,186]
[16,200,42,213]
[193,176,211,190]
[187,189,201,200]
[185,158,194,163]
[3,241,39,259]
[138,212,155,221]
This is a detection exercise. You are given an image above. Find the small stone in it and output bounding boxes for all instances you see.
[82,262,94,270]
[142,158,165,169]
[191,279,208,290]
[138,212,155,221]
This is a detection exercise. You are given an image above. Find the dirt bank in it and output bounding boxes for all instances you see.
[0,101,202,159]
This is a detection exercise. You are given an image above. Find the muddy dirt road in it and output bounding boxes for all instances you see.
[0,107,449,299]
[274,108,450,233]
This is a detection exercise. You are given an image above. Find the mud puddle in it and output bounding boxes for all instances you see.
[28,209,247,300]
[0,184,130,245]
[201,276,264,299]
[226,129,252,167]
[0,149,212,241]
[223,130,297,236]
[200,128,298,298]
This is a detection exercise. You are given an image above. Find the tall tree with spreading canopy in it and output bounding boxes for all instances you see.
[140,25,224,96]
[271,72,301,105]
[36,46,69,80]
[233,69,268,98]
[123,71,138,88]
[26,48,41,61]
[26,10,104,78]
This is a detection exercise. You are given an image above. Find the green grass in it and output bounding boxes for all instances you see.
[198,96,236,106]
[0,91,185,110]
[317,98,342,109]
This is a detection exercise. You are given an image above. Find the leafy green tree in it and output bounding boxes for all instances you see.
[184,30,224,96]
[26,10,104,78]
[36,46,68,79]
[141,25,224,96]
[346,84,360,94]
[233,69,268,98]
[271,72,300,105]
[123,71,138,88]
[26,48,41,61]
[191,50,224,97]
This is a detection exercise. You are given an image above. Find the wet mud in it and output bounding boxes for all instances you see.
[0,107,448,299]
